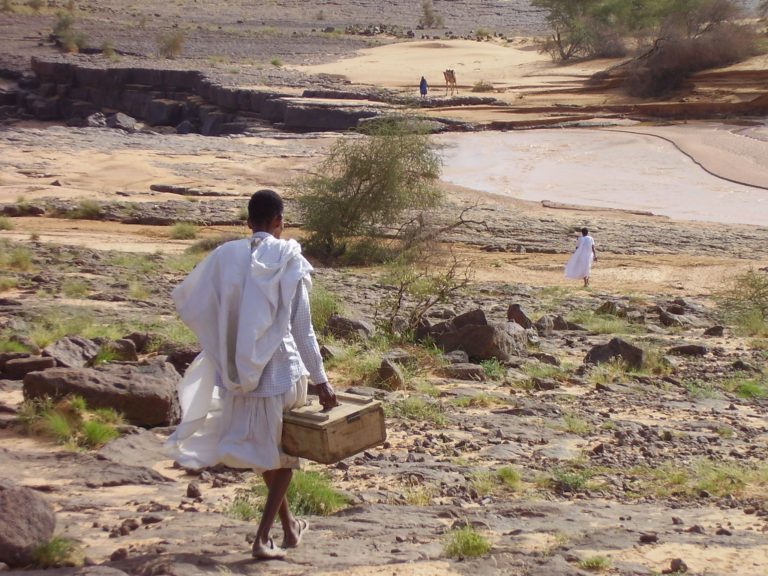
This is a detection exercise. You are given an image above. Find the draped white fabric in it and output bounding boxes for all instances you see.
[564,235,595,280]
[165,235,313,471]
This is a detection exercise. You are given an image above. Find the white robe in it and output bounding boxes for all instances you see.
[165,235,312,471]
[564,235,595,280]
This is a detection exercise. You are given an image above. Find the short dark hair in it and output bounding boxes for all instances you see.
[581,227,589,236]
[248,189,283,227]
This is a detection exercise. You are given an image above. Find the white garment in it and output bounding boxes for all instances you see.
[564,235,595,280]
[165,233,319,471]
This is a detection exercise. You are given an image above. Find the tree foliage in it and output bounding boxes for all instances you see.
[296,118,442,260]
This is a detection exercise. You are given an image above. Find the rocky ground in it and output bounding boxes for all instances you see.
[0,1,767,575]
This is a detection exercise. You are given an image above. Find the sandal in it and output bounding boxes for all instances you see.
[251,537,286,560]
[281,518,309,549]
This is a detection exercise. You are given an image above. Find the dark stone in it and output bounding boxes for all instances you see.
[704,325,725,337]
[186,482,202,499]
[383,348,417,368]
[439,363,486,381]
[23,358,180,427]
[175,119,195,134]
[43,335,101,368]
[639,532,659,544]
[531,377,558,391]
[106,339,139,362]
[443,350,469,364]
[165,347,201,376]
[595,301,620,315]
[452,309,487,329]
[85,112,107,127]
[3,356,56,380]
[320,343,344,361]
[435,323,524,362]
[731,359,760,372]
[507,303,533,329]
[585,338,645,370]
[659,309,686,327]
[377,358,405,390]
[0,480,56,567]
[326,314,374,341]
[534,315,554,336]
[668,344,708,356]
[106,112,138,132]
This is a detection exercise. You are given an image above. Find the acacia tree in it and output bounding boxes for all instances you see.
[296,118,442,260]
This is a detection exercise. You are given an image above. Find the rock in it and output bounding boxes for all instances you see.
[438,363,486,381]
[165,346,201,376]
[595,300,621,315]
[0,480,56,567]
[668,344,708,356]
[106,112,137,132]
[383,348,417,369]
[659,309,687,327]
[85,112,107,127]
[704,325,725,337]
[105,339,139,362]
[176,119,195,134]
[2,356,56,380]
[534,315,554,336]
[531,377,558,391]
[43,336,101,368]
[435,324,524,362]
[552,315,584,331]
[377,359,405,390]
[320,343,344,361]
[443,350,469,364]
[186,482,202,499]
[121,332,154,354]
[731,359,760,372]
[639,532,658,544]
[530,352,560,366]
[326,314,374,341]
[585,338,645,370]
[23,358,180,427]
[507,303,533,329]
[665,558,689,574]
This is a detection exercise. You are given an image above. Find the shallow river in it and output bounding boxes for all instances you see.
[437,128,768,226]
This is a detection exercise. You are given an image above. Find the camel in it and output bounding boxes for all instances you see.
[443,69,457,96]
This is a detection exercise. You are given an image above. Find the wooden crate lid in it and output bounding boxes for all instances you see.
[283,392,383,429]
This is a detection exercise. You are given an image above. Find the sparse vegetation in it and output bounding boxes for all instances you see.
[26,0,43,12]
[0,245,34,271]
[169,222,199,240]
[419,0,444,28]
[723,374,768,400]
[32,537,84,569]
[471,79,494,92]
[579,555,611,571]
[444,526,491,558]
[387,396,446,426]
[158,30,186,59]
[186,234,241,254]
[18,395,123,449]
[67,199,103,220]
[309,283,341,333]
[1,0,14,13]
[61,278,90,298]
[721,269,768,336]
[296,116,442,259]
[270,57,283,67]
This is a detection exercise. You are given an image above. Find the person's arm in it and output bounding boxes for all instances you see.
[592,243,597,262]
[291,280,338,409]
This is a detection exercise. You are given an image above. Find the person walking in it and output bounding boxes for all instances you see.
[419,75,428,99]
[166,189,338,560]
[564,227,597,287]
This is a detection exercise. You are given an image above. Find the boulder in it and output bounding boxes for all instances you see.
[382,348,417,369]
[376,359,405,390]
[106,112,137,132]
[534,315,554,336]
[595,300,621,315]
[43,336,100,368]
[584,338,645,370]
[438,363,486,381]
[165,346,201,376]
[435,323,523,362]
[507,303,533,329]
[659,309,687,328]
[326,314,374,341]
[552,315,585,331]
[3,356,56,380]
[106,339,139,362]
[703,325,725,337]
[668,344,708,357]
[443,350,469,364]
[85,112,107,127]
[23,358,180,427]
[0,480,56,567]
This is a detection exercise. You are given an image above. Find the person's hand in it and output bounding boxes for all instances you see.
[315,382,338,411]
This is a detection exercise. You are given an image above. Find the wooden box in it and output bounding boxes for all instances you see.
[282,392,386,464]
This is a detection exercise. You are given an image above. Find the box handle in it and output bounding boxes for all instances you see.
[346,413,361,424]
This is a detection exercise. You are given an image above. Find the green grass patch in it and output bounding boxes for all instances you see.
[310,283,341,333]
[568,310,641,335]
[480,357,505,381]
[128,280,150,300]
[444,526,491,558]
[32,536,84,568]
[563,412,592,435]
[61,278,89,298]
[685,380,721,399]
[723,375,768,400]
[169,222,199,240]
[19,395,123,449]
[0,216,13,230]
[470,466,522,496]
[387,396,446,426]
[226,496,261,521]
[323,341,384,387]
[67,199,103,220]
[0,246,34,271]
[185,233,241,254]
[579,555,611,571]
[0,276,18,292]
[450,393,507,409]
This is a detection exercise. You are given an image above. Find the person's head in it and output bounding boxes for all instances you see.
[248,189,284,238]
[581,227,589,237]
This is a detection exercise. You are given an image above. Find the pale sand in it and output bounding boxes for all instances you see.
[294,39,599,96]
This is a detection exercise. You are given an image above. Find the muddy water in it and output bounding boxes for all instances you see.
[437,128,768,226]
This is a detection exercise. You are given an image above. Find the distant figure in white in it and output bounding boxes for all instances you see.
[564,227,597,287]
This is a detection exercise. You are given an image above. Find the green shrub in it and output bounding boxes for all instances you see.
[270,57,283,67]
[81,420,120,448]
[0,276,18,292]
[480,358,505,380]
[1,246,33,271]
[721,269,768,336]
[101,40,116,58]
[53,11,74,36]
[158,30,185,59]
[474,27,493,40]
[387,397,446,426]
[296,116,442,258]
[169,222,199,240]
[0,216,13,231]
[68,199,102,219]
[498,466,522,491]
[32,537,83,569]
[186,233,241,254]
[724,375,768,400]
[444,526,491,558]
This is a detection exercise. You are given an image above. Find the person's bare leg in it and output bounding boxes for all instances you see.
[261,469,301,545]
[584,276,589,287]
[255,468,293,548]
